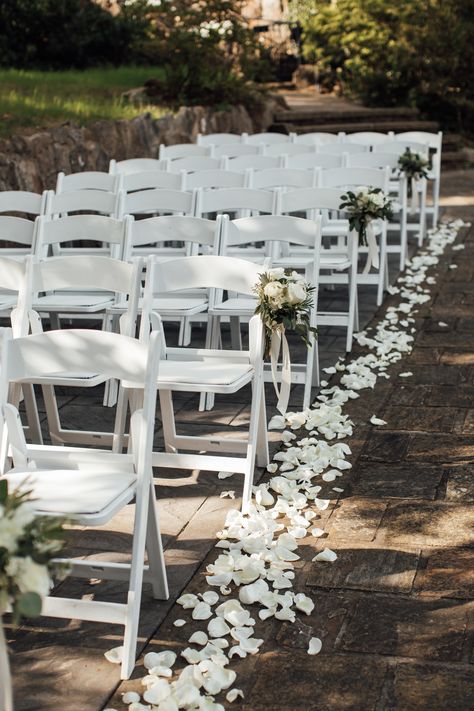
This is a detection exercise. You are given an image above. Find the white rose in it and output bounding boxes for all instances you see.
[6,556,51,598]
[357,186,370,196]
[263,281,285,302]
[267,267,285,279]
[370,192,385,208]
[287,281,307,305]
[0,501,34,553]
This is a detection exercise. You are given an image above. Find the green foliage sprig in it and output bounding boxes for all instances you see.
[339,187,393,245]
[253,269,318,358]
[398,147,430,180]
[0,479,67,624]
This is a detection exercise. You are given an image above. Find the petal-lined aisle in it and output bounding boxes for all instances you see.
[103,215,474,710]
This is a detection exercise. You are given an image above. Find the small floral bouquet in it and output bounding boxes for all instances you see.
[339,186,393,246]
[253,268,318,357]
[397,147,430,187]
[0,478,66,710]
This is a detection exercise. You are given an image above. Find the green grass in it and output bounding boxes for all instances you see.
[0,66,167,137]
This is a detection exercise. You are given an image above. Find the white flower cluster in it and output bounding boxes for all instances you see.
[262,268,307,310]
[107,219,468,711]
[353,185,388,210]
[198,19,233,39]
[0,497,52,614]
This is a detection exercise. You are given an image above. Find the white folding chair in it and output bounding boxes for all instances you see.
[346,152,410,269]
[264,143,318,158]
[44,189,121,219]
[122,215,222,346]
[217,215,322,409]
[120,188,195,219]
[0,216,37,260]
[109,158,169,175]
[284,153,344,170]
[227,155,283,172]
[292,132,341,145]
[0,190,48,217]
[0,258,42,444]
[167,156,222,173]
[182,169,248,191]
[114,255,268,511]
[341,131,392,146]
[34,213,131,260]
[278,187,359,352]
[194,187,276,219]
[318,166,390,304]
[212,144,262,159]
[0,327,166,680]
[17,254,142,448]
[56,171,121,194]
[249,167,318,190]
[245,132,291,145]
[121,170,184,193]
[374,140,429,247]
[318,143,369,155]
[392,131,442,226]
[197,132,244,146]
[159,144,210,160]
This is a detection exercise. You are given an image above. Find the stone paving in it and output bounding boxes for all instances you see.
[5,178,474,711]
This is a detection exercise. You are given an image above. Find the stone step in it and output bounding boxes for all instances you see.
[275,119,440,135]
[274,106,420,124]
[441,150,471,169]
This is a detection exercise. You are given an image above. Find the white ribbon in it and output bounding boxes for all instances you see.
[410,176,419,215]
[360,220,380,274]
[270,327,292,415]
[0,617,13,711]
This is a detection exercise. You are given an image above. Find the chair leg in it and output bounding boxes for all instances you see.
[205,316,221,411]
[22,384,43,444]
[347,265,358,352]
[242,375,264,512]
[41,384,64,445]
[159,390,178,453]
[112,388,129,453]
[377,230,388,306]
[145,482,169,601]
[256,386,269,469]
[120,477,152,680]
[229,316,242,350]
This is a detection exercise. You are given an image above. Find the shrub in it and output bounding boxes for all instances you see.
[0,0,149,70]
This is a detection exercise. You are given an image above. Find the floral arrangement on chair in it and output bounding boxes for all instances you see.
[254,268,317,413]
[0,479,66,711]
[339,187,393,272]
[397,148,430,213]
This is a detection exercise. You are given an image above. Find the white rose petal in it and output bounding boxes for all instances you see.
[218,471,234,479]
[308,637,322,655]
[192,602,213,620]
[226,688,244,703]
[189,631,208,646]
[312,548,338,563]
[370,415,387,426]
[122,692,140,705]
[104,646,123,664]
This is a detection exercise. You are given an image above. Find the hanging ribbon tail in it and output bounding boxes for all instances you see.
[410,177,419,215]
[362,221,380,274]
[270,328,292,415]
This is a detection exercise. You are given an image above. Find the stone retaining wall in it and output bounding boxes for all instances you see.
[0,100,277,192]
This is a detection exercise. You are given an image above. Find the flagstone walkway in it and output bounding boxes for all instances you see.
[6,178,474,711]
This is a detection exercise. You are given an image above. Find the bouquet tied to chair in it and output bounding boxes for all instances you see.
[397,148,430,214]
[339,187,393,274]
[0,479,67,711]
[254,268,317,414]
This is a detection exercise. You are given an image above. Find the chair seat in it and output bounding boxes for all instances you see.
[157,360,253,391]
[19,371,106,387]
[152,296,208,314]
[4,468,136,516]
[34,292,115,313]
[209,297,257,315]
